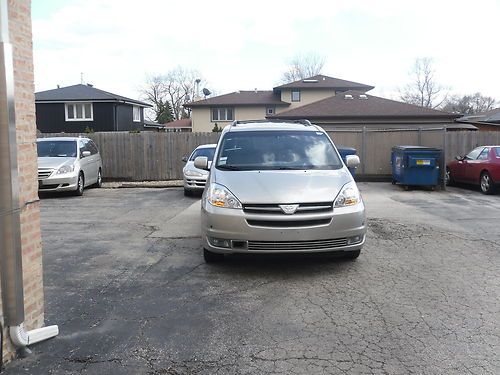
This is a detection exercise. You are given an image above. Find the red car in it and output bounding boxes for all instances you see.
[446,146,500,194]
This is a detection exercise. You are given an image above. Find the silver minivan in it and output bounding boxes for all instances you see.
[194,120,366,262]
[37,137,103,196]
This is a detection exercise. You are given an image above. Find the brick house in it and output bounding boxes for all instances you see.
[1,0,51,365]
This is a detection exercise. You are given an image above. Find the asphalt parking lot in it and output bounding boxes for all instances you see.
[4,183,500,375]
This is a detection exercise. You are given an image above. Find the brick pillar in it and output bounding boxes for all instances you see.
[1,0,44,364]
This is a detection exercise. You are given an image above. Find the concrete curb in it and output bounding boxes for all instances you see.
[102,180,184,189]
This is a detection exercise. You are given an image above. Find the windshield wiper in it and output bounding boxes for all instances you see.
[217,165,242,170]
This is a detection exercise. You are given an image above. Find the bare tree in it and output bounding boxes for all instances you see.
[442,93,497,115]
[141,75,167,121]
[280,53,326,83]
[163,67,205,120]
[142,67,207,121]
[399,58,447,108]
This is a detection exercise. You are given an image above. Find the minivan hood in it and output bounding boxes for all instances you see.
[37,157,76,169]
[212,168,353,204]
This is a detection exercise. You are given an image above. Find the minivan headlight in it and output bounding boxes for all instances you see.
[56,165,74,174]
[207,183,242,209]
[334,182,360,207]
[184,169,204,177]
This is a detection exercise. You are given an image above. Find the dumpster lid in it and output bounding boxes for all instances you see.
[392,145,441,152]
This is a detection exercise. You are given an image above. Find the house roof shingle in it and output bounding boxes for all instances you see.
[458,108,500,123]
[273,75,374,91]
[164,118,192,128]
[271,90,460,120]
[35,84,151,107]
[184,91,290,108]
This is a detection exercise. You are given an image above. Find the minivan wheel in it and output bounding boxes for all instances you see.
[480,172,495,195]
[94,169,102,188]
[203,248,224,263]
[75,173,84,196]
[344,250,361,260]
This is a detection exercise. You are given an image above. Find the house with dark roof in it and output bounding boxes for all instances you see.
[184,75,469,132]
[35,84,152,133]
[455,108,500,131]
[184,75,373,132]
[271,90,467,130]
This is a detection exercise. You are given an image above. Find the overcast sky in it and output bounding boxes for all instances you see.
[32,0,500,103]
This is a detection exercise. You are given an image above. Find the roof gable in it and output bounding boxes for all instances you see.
[35,84,151,107]
[272,90,460,119]
[273,75,374,91]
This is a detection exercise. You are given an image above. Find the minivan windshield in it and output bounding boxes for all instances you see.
[190,147,215,161]
[215,131,342,170]
[37,140,77,158]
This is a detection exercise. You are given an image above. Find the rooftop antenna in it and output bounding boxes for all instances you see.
[202,88,211,99]
[195,78,201,99]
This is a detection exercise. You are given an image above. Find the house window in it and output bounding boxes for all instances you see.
[266,107,276,116]
[133,106,141,122]
[65,103,93,121]
[211,107,234,121]
[291,90,300,102]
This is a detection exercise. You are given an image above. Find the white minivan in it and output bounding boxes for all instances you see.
[37,137,103,196]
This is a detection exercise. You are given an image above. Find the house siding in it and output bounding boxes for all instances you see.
[36,102,118,133]
[278,88,337,111]
[115,103,143,131]
[191,106,270,132]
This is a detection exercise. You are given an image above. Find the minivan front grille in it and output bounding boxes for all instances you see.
[246,219,331,228]
[243,202,333,215]
[38,169,54,180]
[247,238,348,251]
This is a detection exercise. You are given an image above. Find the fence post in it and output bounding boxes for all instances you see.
[361,126,367,176]
[441,126,447,191]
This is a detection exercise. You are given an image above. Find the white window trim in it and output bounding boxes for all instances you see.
[291,89,301,102]
[133,105,141,122]
[211,107,234,122]
[65,102,93,122]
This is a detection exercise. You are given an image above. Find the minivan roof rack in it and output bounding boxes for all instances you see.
[230,119,312,127]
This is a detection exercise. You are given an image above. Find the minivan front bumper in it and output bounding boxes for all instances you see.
[38,171,79,192]
[201,199,366,254]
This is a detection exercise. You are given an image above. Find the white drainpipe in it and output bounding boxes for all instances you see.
[0,0,58,353]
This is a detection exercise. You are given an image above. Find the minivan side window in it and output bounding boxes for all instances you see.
[88,140,99,155]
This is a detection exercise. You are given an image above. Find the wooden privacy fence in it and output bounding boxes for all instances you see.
[41,132,220,180]
[41,129,500,181]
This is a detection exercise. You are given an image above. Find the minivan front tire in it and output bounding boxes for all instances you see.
[343,250,361,260]
[203,248,224,263]
[75,172,84,196]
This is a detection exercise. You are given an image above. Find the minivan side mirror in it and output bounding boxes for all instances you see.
[181,156,188,163]
[194,156,209,170]
[81,150,91,158]
[346,155,360,168]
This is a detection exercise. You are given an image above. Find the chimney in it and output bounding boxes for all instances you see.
[57,84,60,89]
[254,88,257,93]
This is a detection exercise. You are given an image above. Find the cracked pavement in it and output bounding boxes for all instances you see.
[3,183,500,374]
